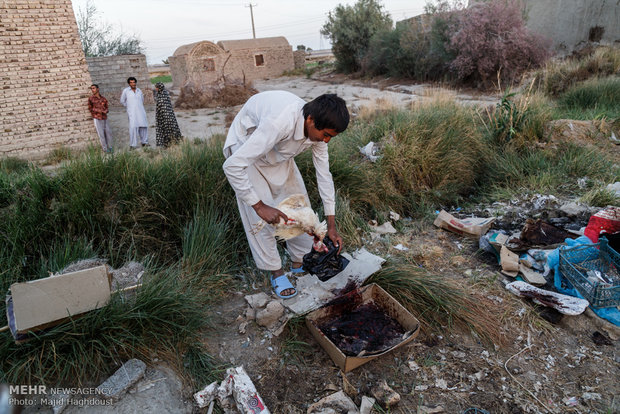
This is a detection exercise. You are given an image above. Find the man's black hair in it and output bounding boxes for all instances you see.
[127,77,137,84]
[303,94,349,133]
[91,84,99,89]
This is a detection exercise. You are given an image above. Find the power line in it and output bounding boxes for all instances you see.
[246,3,257,39]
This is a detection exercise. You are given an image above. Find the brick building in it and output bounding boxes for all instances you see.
[0,0,97,159]
[86,54,154,107]
[169,36,294,89]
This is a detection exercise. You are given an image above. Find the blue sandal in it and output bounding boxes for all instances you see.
[271,274,298,299]
[290,266,305,275]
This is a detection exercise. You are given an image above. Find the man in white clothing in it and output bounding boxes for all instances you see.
[223,91,349,299]
[120,77,149,149]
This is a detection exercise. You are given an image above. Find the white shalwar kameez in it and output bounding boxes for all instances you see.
[120,86,149,147]
[223,91,336,271]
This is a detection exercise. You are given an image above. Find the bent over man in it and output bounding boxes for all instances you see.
[223,91,349,299]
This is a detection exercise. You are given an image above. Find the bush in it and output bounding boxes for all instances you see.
[558,77,620,112]
[540,46,620,96]
[321,0,393,73]
[447,0,551,85]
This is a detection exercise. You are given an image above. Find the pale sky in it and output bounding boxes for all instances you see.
[70,0,428,64]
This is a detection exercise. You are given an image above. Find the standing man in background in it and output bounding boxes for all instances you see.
[88,84,113,153]
[120,77,149,149]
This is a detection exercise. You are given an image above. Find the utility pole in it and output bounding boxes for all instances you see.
[245,3,257,39]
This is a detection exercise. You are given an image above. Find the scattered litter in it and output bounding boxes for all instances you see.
[511,219,577,250]
[563,396,578,407]
[582,392,602,401]
[370,221,397,235]
[389,211,400,221]
[434,210,495,238]
[6,265,111,343]
[360,396,376,414]
[500,246,519,277]
[194,366,269,413]
[359,141,380,162]
[584,206,620,243]
[307,390,357,413]
[393,243,409,251]
[610,131,619,144]
[371,379,401,408]
[505,281,589,315]
[518,263,546,286]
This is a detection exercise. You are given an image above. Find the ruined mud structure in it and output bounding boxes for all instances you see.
[86,54,154,107]
[0,0,97,159]
[169,36,294,89]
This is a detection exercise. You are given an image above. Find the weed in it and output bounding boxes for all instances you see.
[150,75,172,84]
[369,262,504,345]
[279,316,313,367]
[44,146,73,165]
[580,186,619,207]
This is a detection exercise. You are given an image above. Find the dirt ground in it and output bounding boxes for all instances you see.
[202,214,620,414]
[35,76,619,413]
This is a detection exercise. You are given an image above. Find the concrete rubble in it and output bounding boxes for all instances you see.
[97,359,147,401]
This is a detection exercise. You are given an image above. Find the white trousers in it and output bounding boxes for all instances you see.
[129,127,148,147]
[93,119,113,151]
[237,160,314,271]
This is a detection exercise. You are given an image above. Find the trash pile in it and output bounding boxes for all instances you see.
[434,201,620,327]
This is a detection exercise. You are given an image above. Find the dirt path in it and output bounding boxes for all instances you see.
[105,76,499,151]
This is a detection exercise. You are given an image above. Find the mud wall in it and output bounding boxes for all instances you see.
[0,0,97,159]
[86,54,154,107]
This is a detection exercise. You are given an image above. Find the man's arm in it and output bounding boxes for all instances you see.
[119,89,127,107]
[311,142,342,253]
[102,97,108,115]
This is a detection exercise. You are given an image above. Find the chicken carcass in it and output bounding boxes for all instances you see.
[251,194,328,252]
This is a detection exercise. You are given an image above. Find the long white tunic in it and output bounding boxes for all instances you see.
[223,90,336,215]
[120,87,148,128]
[223,90,336,270]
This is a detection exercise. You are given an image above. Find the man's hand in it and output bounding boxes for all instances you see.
[252,200,288,225]
[326,215,343,254]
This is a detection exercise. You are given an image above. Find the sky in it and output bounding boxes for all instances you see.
[70,0,428,64]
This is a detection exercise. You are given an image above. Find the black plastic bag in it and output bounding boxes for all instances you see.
[302,236,349,282]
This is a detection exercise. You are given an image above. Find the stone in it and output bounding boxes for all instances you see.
[359,396,375,414]
[418,405,445,414]
[307,390,358,413]
[256,300,285,329]
[371,380,400,408]
[97,359,146,401]
[244,292,270,309]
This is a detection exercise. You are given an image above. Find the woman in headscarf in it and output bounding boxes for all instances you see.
[154,82,183,147]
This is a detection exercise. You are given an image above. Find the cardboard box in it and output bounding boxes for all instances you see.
[6,265,111,340]
[433,210,495,237]
[306,283,420,372]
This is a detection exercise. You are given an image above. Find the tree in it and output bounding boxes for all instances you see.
[76,0,144,57]
[321,0,392,73]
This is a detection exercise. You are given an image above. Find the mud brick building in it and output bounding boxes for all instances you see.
[169,36,294,89]
[0,0,97,159]
[86,54,154,107]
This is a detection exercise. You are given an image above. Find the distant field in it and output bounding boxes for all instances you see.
[150,75,172,84]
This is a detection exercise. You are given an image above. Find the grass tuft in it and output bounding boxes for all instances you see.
[369,262,504,346]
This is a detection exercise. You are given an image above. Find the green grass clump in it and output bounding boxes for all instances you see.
[555,77,620,120]
[540,46,620,97]
[369,262,503,345]
[0,266,220,386]
[150,75,172,84]
[44,146,74,165]
[580,186,619,207]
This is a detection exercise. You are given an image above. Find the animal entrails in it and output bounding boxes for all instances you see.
[251,194,328,252]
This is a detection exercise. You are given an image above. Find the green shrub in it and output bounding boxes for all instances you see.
[150,75,172,84]
[557,77,620,115]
